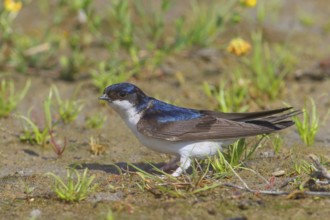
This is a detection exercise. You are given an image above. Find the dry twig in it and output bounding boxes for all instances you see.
[223,183,330,197]
[308,154,330,184]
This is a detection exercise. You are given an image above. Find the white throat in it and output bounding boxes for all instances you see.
[109,100,142,133]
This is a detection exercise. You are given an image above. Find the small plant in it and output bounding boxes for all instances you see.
[173,0,238,49]
[132,162,221,198]
[290,155,330,191]
[209,150,232,175]
[298,12,314,27]
[19,115,51,146]
[293,98,320,146]
[203,77,249,112]
[227,37,252,56]
[210,140,247,175]
[224,139,250,167]
[108,0,135,51]
[14,40,56,73]
[133,0,172,46]
[171,0,257,50]
[85,113,106,129]
[0,79,30,117]
[47,167,97,202]
[20,179,35,199]
[58,29,89,81]
[55,0,101,32]
[269,134,283,154]
[293,159,315,175]
[53,86,83,124]
[243,31,296,101]
[58,31,89,81]
[52,0,100,80]
[59,53,85,81]
[211,137,265,175]
[49,131,66,157]
[19,90,54,146]
[89,137,106,155]
[0,0,23,64]
[105,210,114,220]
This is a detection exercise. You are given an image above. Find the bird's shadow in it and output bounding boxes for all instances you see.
[71,162,172,175]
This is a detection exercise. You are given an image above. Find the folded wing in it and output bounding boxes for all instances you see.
[137,108,299,141]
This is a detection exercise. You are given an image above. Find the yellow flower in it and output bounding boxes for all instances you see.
[227,38,251,56]
[240,0,257,8]
[4,0,22,13]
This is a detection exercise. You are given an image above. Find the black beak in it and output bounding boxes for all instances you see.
[98,94,110,101]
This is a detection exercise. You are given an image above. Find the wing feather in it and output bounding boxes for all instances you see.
[137,115,290,141]
[137,107,298,142]
[200,107,293,122]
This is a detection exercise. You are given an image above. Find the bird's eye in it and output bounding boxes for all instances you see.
[118,91,127,98]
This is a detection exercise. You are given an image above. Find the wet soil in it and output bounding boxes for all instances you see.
[1,0,330,219]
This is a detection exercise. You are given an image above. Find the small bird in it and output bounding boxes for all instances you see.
[99,83,299,177]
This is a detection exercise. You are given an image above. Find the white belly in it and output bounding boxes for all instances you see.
[136,131,234,158]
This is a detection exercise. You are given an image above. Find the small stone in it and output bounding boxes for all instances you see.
[30,209,41,218]
[160,64,176,75]
[87,191,124,203]
[17,170,24,175]
[207,208,216,215]
[272,170,285,177]
[259,150,275,158]
[194,48,219,61]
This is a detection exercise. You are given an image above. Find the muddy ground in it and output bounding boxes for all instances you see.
[1,0,330,219]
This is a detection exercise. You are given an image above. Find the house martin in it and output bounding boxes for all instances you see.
[99,82,299,176]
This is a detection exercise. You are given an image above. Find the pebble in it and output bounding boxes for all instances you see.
[272,170,285,177]
[259,150,275,158]
[87,191,124,203]
[30,209,41,218]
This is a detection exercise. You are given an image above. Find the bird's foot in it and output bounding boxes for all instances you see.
[171,157,191,177]
[161,156,180,172]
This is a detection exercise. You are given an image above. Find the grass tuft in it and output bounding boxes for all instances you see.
[131,162,221,198]
[203,77,249,113]
[18,90,54,146]
[293,98,320,146]
[47,167,97,202]
[85,113,106,129]
[243,31,295,101]
[0,79,30,117]
[210,137,264,176]
[53,86,84,124]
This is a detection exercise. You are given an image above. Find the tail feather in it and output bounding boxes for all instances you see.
[202,106,301,137]
[245,109,301,131]
[262,110,302,123]
[201,107,294,121]
[273,121,295,129]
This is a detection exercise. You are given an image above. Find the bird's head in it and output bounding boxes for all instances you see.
[99,83,148,114]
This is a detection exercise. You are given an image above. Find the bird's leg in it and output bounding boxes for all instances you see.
[171,156,191,177]
[161,155,180,172]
